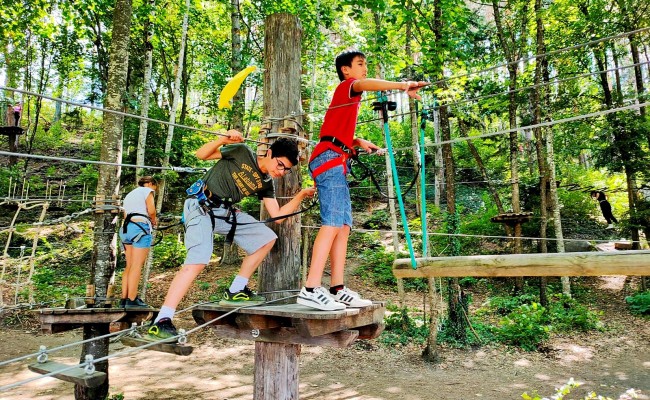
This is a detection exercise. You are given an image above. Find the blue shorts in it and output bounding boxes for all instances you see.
[119,222,153,248]
[182,198,277,265]
[309,149,353,227]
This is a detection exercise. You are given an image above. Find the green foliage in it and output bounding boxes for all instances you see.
[152,235,186,269]
[545,294,603,332]
[354,247,426,291]
[31,267,86,302]
[497,302,549,351]
[379,307,429,346]
[522,378,640,400]
[477,293,602,350]
[625,291,650,316]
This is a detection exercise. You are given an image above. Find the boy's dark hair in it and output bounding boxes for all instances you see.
[335,49,366,81]
[269,137,300,167]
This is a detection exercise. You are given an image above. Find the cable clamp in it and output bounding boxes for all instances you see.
[84,355,95,374]
[37,345,48,363]
[178,328,188,345]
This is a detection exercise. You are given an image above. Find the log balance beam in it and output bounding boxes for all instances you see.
[393,250,650,278]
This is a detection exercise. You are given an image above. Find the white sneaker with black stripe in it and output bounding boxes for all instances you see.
[333,287,372,308]
[297,287,345,311]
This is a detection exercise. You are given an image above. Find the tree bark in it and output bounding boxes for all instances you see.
[258,13,303,300]
[78,0,132,398]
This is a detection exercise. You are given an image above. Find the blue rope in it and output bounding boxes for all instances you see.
[376,92,417,268]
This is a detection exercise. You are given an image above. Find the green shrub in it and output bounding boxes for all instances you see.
[625,291,650,315]
[354,247,426,291]
[153,235,186,269]
[496,302,549,351]
[545,294,603,332]
[480,293,538,315]
[379,307,429,346]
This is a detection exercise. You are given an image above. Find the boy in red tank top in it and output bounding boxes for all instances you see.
[298,49,426,310]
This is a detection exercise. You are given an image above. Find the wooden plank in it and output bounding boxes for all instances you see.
[37,309,154,334]
[356,323,385,340]
[236,314,284,330]
[28,362,106,388]
[119,336,193,356]
[196,302,384,320]
[40,323,82,334]
[393,250,650,278]
[211,325,359,348]
[293,305,385,338]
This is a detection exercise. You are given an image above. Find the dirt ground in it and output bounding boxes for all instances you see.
[0,267,648,400]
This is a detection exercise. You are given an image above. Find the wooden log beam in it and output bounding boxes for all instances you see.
[212,325,359,348]
[393,250,650,278]
[28,362,106,388]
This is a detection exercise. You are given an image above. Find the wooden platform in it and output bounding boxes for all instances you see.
[28,361,106,387]
[490,212,533,224]
[393,250,650,278]
[0,126,25,135]
[120,336,194,356]
[193,302,385,348]
[36,308,156,334]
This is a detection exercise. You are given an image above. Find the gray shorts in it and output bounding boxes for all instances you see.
[182,198,277,265]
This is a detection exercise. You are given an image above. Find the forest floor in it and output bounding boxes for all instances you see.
[0,261,648,400]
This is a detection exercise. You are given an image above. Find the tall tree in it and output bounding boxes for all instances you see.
[78,0,132,398]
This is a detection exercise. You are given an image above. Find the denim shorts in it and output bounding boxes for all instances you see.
[182,198,277,265]
[309,149,353,227]
[119,222,153,248]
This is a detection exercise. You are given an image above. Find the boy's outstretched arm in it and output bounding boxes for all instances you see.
[195,129,244,160]
[352,79,429,100]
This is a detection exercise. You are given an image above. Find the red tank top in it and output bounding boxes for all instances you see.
[310,78,361,162]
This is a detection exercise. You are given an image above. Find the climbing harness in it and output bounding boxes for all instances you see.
[121,213,152,244]
[185,179,317,244]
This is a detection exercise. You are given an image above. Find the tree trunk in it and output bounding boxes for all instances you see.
[155,0,190,215]
[78,0,132,398]
[230,0,244,130]
[136,0,155,180]
[492,0,528,294]
[221,0,245,266]
[533,0,549,306]
[258,13,303,300]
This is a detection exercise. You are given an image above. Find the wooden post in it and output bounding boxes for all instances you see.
[259,13,303,300]
[254,342,300,400]
[256,12,303,400]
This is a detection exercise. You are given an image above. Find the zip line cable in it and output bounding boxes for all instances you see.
[356,60,650,125]
[3,29,647,140]
[301,225,642,246]
[421,27,650,88]
[394,101,650,151]
[0,86,269,146]
[0,150,206,173]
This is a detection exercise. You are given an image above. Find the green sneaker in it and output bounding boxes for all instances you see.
[147,318,178,341]
[220,286,266,306]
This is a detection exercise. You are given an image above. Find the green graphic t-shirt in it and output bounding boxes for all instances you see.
[202,144,274,203]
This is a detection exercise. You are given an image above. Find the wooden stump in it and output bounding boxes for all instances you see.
[254,342,300,400]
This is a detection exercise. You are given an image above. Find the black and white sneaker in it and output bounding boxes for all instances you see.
[332,287,372,308]
[297,287,345,311]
